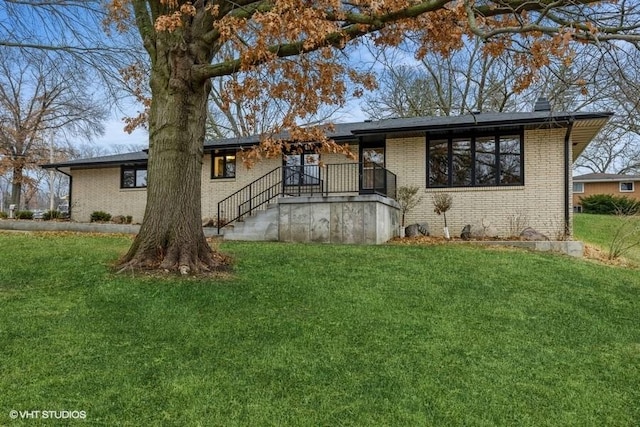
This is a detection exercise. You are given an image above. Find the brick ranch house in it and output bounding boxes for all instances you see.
[43,107,611,243]
[572,173,640,212]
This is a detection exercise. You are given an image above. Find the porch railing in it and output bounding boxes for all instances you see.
[217,162,397,232]
[323,162,397,199]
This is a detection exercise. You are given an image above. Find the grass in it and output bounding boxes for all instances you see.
[1,232,639,426]
[574,213,640,265]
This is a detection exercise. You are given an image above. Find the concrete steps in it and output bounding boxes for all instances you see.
[222,204,279,241]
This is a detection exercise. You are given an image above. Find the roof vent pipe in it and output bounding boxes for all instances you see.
[534,97,551,112]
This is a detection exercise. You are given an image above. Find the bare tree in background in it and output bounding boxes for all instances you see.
[0,1,144,211]
[364,37,640,175]
[362,39,525,119]
[0,51,107,209]
[206,70,343,139]
[0,0,141,100]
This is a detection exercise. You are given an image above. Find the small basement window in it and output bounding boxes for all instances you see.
[620,182,634,192]
[121,165,147,188]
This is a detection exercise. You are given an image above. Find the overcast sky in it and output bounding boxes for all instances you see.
[91,116,148,149]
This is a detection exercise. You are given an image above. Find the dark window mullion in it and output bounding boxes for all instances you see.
[470,135,477,186]
[447,137,453,187]
[520,129,525,185]
[495,135,501,186]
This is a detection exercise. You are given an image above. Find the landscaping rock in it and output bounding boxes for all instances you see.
[417,222,430,236]
[405,223,429,237]
[470,223,499,239]
[520,227,550,241]
[405,223,419,237]
[460,224,471,240]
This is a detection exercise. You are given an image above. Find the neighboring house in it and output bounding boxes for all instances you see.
[43,107,612,243]
[572,173,640,211]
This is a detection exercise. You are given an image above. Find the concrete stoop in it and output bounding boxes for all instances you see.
[222,204,279,241]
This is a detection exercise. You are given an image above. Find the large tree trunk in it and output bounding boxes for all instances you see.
[118,44,227,275]
[10,163,23,210]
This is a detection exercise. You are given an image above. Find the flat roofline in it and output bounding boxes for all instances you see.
[351,112,613,136]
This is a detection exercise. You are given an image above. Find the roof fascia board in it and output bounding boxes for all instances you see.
[41,158,148,169]
[350,113,613,136]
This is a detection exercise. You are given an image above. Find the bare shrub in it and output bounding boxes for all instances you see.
[397,186,423,227]
[508,211,529,237]
[609,214,640,260]
[433,193,452,239]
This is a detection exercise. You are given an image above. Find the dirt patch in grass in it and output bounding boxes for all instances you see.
[389,235,536,245]
[583,243,637,268]
[392,236,638,268]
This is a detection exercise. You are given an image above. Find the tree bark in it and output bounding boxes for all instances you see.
[118,41,227,274]
[10,163,23,209]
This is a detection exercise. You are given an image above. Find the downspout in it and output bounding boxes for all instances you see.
[55,168,73,218]
[563,119,574,238]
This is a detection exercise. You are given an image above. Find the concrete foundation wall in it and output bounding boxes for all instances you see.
[278,195,400,244]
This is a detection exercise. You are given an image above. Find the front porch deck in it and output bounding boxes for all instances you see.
[217,162,397,233]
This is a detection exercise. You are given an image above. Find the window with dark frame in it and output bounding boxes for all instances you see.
[283,152,320,186]
[427,131,523,188]
[211,151,236,179]
[121,165,147,188]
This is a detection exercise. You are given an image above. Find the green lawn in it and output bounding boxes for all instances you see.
[1,232,639,426]
[574,213,640,265]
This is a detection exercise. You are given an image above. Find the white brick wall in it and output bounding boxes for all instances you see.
[71,168,147,223]
[387,128,570,238]
[70,130,572,238]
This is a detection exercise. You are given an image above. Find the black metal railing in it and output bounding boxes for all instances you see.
[323,163,396,199]
[217,167,283,232]
[217,162,397,232]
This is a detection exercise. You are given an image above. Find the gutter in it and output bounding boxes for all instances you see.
[564,119,574,238]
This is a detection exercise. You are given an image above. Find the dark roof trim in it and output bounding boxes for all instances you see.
[41,151,148,169]
[350,112,613,136]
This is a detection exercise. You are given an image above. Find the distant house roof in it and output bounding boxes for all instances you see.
[44,110,612,170]
[573,173,640,182]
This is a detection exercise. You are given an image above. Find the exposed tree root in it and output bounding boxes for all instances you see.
[116,241,232,276]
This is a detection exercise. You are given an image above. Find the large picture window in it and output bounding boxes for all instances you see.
[121,165,147,188]
[427,132,523,188]
[212,151,236,179]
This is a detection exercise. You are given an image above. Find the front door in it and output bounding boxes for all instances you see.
[283,153,320,187]
[360,144,385,193]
